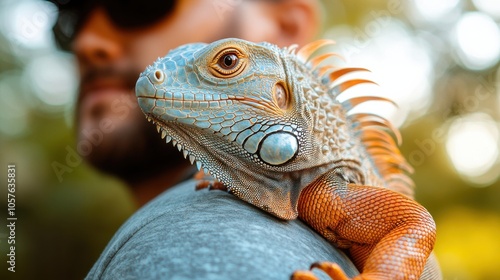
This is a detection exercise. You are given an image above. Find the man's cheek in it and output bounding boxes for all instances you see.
[111,94,141,119]
[111,98,130,120]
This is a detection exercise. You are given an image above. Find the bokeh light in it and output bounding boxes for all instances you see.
[0,0,57,51]
[325,19,433,126]
[446,113,499,185]
[472,0,500,19]
[452,12,500,71]
[25,52,78,109]
[411,0,461,23]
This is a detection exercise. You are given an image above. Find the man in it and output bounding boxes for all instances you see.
[52,0,359,278]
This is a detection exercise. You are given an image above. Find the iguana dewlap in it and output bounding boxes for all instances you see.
[135,38,441,280]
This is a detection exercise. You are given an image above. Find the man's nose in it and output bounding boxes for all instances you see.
[71,7,124,65]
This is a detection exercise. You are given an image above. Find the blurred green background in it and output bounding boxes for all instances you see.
[0,0,499,279]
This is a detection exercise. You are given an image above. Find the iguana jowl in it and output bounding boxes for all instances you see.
[135,38,441,280]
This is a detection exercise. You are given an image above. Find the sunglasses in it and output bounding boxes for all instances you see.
[51,0,176,50]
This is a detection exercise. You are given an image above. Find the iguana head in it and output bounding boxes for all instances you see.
[136,38,410,219]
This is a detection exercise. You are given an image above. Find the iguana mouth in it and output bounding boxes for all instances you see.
[146,114,210,173]
[144,113,240,186]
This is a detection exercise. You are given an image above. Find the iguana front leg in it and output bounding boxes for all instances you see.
[194,170,227,191]
[294,169,436,280]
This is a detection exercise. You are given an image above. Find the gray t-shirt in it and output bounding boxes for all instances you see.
[86,179,358,279]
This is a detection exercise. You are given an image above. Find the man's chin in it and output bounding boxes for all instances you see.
[84,139,140,174]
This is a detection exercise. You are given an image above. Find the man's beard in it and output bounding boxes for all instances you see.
[84,113,187,184]
[76,65,188,184]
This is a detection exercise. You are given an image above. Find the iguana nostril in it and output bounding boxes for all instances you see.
[152,69,165,84]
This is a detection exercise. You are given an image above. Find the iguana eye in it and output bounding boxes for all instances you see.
[210,48,246,78]
[219,53,238,70]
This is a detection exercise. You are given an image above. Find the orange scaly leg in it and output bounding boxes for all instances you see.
[293,170,436,280]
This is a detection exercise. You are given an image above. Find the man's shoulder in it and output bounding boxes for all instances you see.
[86,179,358,280]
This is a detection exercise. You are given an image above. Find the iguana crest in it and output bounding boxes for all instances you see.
[136,38,413,219]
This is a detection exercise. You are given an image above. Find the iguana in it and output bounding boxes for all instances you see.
[135,38,441,280]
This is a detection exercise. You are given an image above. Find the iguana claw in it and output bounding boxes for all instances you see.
[194,170,227,191]
[292,262,351,280]
[290,270,317,280]
[311,262,352,280]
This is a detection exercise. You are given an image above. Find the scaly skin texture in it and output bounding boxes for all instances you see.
[135,38,441,280]
[297,169,436,280]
